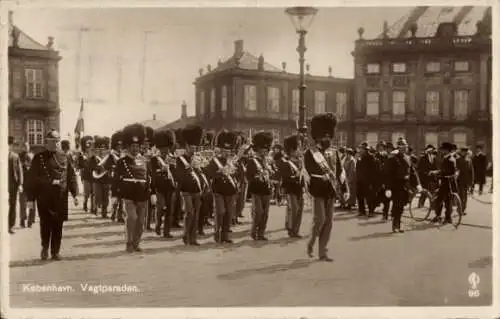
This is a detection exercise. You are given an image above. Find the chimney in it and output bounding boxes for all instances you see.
[258,54,264,71]
[281,62,287,72]
[181,101,187,119]
[8,11,13,25]
[234,39,244,57]
[328,66,332,77]
[153,114,156,121]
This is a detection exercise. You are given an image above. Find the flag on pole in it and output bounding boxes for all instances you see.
[74,98,85,149]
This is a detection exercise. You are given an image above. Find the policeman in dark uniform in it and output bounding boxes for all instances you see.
[384,137,421,233]
[26,130,79,260]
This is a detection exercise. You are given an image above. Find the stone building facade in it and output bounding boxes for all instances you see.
[7,12,62,153]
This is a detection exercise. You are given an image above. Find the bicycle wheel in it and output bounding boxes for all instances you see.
[423,193,437,221]
[406,191,415,219]
[410,189,432,221]
[449,193,462,228]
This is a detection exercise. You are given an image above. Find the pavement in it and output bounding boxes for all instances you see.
[8,190,493,308]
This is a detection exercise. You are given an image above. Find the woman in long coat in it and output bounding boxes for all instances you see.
[343,148,357,209]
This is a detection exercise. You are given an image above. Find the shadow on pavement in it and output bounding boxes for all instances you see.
[63,229,125,239]
[64,221,117,230]
[217,258,314,280]
[468,256,492,269]
[348,231,396,241]
[357,219,387,227]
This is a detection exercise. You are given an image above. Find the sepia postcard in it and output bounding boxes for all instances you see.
[1,0,498,318]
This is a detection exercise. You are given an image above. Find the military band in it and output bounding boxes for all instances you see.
[18,109,484,262]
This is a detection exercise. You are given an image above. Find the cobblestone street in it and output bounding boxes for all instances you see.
[9,193,493,307]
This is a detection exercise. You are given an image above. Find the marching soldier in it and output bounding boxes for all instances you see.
[77,136,95,213]
[143,126,156,230]
[271,144,284,206]
[175,125,204,246]
[26,129,79,260]
[198,131,215,234]
[204,130,239,244]
[234,131,250,223]
[194,143,211,236]
[456,146,474,215]
[281,134,306,238]
[172,129,184,229]
[384,137,422,232]
[114,123,155,253]
[246,132,274,241]
[91,136,111,218]
[304,113,349,261]
[100,130,124,222]
[150,130,177,238]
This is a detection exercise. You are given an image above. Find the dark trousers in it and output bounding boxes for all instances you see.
[434,189,452,220]
[213,193,235,242]
[173,190,183,226]
[308,197,334,258]
[251,194,270,239]
[236,182,248,217]
[357,184,376,214]
[146,199,154,229]
[19,191,36,225]
[8,186,18,229]
[181,193,202,244]
[198,192,212,233]
[391,197,405,230]
[477,182,485,194]
[39,214,64,256]
[156,190,176,236]
[458,184,468,213]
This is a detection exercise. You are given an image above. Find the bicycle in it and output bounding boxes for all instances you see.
[425,175,463,228]
[408,172,439,221]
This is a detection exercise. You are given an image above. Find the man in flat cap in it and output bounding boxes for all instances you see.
[8,136,23,234]
[356,141,379,217]
[472,145,487,195]
[431,142,458,224]
[26,130,79,260]
[456,146,474,215]
[384,137,421,233]
[374,141,390,219]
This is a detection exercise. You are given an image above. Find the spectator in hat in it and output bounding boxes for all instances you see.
[384,137,422,232]
[342,148,357,209]
[472,145,487,195]
[375,141,391,220]
[356,141,379,217]
[19,141,36,228]
[417,144,439,208]
[8,136,23,234]
[431,142,457,224]
[456,146,474,214]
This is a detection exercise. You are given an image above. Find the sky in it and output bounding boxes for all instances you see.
[12,7,412,138]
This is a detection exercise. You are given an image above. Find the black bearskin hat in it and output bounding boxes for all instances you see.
[111,131,123,149]
[122,123,146,147]
[252,131,273,150]
[215,130,237,150]
[154,130,176,148]
[144,126,155,145]
[283,135,299,153]
[61,140,70,151]
[80,135,94,152]
[203,131,215,148]
[440,142,454,152]
[8,136,14,145]
[95,136,110,149]
[181,125,204,147]
[310,113,337,141]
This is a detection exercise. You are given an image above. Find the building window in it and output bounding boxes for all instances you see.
[336,130,348,146]
[425,91,440,116]
[392,91,406,116]
[25,68,44,99]
[425,61,441,73]
[392,62,407,73]
[199,90,205,116]
[210,88,216,115]
[267,87,280,113]
[366,63,380,74]
[366,92,380,116]
[366,132,378,147]
[314,91,326,114]
[453,132,467,148]
[425,132,438,148]
[292,89,299,113]
[391,132,405,147]
[26,119,44,146]
[453,90,469,119]
[244,85,257,111]
[453,61,469,72]
[221,86,227,112]
[336,92,347,120]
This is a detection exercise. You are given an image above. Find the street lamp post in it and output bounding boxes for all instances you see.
[285,7,318,147]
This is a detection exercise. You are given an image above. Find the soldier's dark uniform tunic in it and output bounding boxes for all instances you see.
[27,149,78,258]
[114,153,152,251]
[78,152,94,212]
[100,150,123,222]
[205,155,238,243]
